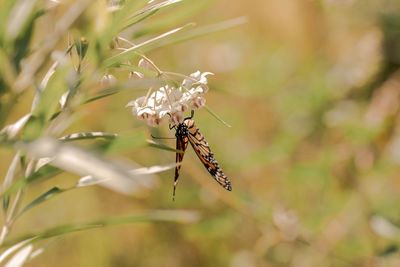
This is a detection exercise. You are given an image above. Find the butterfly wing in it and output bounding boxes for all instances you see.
[174,132,189,200]
[184,119,232,191]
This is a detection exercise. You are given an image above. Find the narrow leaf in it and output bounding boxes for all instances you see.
[83,77,164,104]
[147,139,182,153]
[122,0,183,30]
[1,114,31,139]
[5,0,38,41]
[59,132,118,142]
[132,0,214,37]
[140,17,247,53]
[2,152,21,212]
[1,165,62,198]
[204,105,232,128]
[102,131,146,154]
[95,0,148,49]
[18,137,158,196]
[16,187,63,219]
[3,210,200,248]
[77,162,178,188]
[130,162,179,175]
[4,245,32,267]
[0,238,35,263]
[76,176,106,188]
[104,24,192,67]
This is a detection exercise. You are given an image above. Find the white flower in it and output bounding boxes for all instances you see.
[127,71,212,127]
[182,71,213,89]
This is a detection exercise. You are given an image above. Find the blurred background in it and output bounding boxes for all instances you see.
[2,0,400,266]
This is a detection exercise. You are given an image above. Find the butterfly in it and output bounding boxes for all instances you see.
[170,110,232,200]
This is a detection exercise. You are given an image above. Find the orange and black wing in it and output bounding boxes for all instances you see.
[184,119,232,191]
[174,133,189,200]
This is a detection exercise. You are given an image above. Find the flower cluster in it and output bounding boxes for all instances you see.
[127,71,213,126]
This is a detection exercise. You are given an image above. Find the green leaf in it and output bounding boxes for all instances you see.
[4,1,45,72]
[2,210,200,248]
[147,139,181,153]
[0,1,15,43]
[0,238,35,264]
[83,87,120,104]
[75,37,89,62]
[20,115,46,141]
[1,165,62,198]
[0,94,19,129]
[16,137,158,197]
[122,0,183,30]
[2,196,9,214]
[2,244,33,267]
[132,0,213,37]
[95,0,148,51]
[59,132,118,142]
[204,105,232,128]
[10,9,44,71]
[117,63,157,77]
[21,66,72,139]
[26,164,61,184]
[0,47,16,89]
[83,77,163,104]
[103,23,192,67]
[2,152,21,213]
[130,162,178,175]
[138,17,247,53]
[15,187,63,219]
[31,71,68,121]
[101,131,147,154]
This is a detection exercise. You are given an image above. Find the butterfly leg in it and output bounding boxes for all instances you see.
[150,134,175,139]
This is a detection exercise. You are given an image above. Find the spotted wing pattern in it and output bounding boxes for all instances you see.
[174,133,188,200]
[183,119,232,191]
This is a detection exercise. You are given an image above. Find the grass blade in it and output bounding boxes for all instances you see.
[3,245,32,267]
[59,132,118,142]
[204,105,232,128]
[100,131,146,154]
[83,77,164,104]
[2,210,200,248]
[104,23,193,67]
[17,137,158,197]
[147,139,182,153]
[130,162,178,175]
[15,187,63,219]
[1,165,62,198]
[140,17,247,53]
[2,152,21,212]
[122,0,183,30]
[0,239,35,264]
